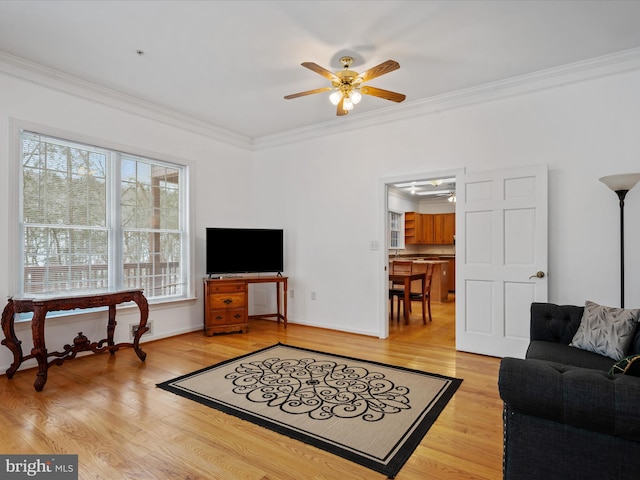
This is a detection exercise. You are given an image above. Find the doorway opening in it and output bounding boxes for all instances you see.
[380,169,461,341]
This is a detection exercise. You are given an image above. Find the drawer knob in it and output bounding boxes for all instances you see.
[223,298,233,304]
[234,314,242,319]
[215,316,223,320]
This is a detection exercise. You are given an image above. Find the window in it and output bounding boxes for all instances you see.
[20,130,188,301]
[389,211,404,249]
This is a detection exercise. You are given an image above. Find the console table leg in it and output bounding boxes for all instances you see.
[276,283,281,325]
[1,300,23,378]
[107,304,116,354]
[283,279,288,329]
[31,307,49,392]
[32,347,48,392]
[131,292,149,362]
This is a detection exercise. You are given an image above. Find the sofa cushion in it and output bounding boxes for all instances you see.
[530,302,640,357]
[499,357,640,441]
[629,327,640,356]
[526,340,616,371]
[570,301,640,361]
[609,354,640,376]
[530,302,584,344]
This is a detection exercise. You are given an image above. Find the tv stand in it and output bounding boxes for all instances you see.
[203,275,288,335]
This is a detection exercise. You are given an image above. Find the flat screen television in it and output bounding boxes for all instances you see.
[206,227,284,275]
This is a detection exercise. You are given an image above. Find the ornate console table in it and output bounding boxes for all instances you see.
[1,289,149,391]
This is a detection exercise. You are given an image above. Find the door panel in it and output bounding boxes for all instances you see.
[466,211,492,263]
[465,280,493,334]
[456,165,548,358]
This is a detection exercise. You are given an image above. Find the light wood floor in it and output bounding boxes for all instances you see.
[0,297,504,480]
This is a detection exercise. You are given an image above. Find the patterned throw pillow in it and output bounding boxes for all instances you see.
[609,354,640,376]
[570,301,640,361]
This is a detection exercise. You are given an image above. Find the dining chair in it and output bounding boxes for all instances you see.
[391,263,434,324]
[389,260,413,321]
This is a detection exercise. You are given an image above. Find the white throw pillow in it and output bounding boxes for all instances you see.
[570,301,640,361]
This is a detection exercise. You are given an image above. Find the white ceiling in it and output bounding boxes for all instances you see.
[2,1,640,141]
[389,176,457,203]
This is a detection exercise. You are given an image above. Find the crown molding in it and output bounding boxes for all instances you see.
[254,47,640,150]
[3,47,640,153]
[0,51,253,150]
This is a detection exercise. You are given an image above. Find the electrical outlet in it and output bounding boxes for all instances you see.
[311,291,316,300]
[290,289,294,299]
[130,321,153,340]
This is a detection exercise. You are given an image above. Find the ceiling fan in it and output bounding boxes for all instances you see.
[284,56,406,116]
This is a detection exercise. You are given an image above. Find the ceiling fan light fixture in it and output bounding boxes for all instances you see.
[285,58,405,116]
[343,96,354,111]
[329,90,342,106]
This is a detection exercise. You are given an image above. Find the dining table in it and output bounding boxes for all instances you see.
[389,272,427,325]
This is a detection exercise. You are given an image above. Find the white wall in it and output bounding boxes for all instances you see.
[2,60,640,372]
[253,67,640,336]
[0,71,254,372]
[419,198,456,214]
[388,190,419,213]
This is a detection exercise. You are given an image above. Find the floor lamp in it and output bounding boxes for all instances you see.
[599,173,640,308]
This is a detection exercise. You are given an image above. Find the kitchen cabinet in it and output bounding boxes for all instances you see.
[433,213,455,244]
[404,212,417,244]
[404,212,434,244]
[442,257,455,292]
[405,212,454,245]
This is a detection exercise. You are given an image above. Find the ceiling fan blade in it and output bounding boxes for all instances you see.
[356,60,400,83]
[336,96,348,116]
[301,62,340,82]
[360,85,406,103]
[284,87,331,99]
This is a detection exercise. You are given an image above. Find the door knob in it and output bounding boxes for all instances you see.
[529,271,545,279]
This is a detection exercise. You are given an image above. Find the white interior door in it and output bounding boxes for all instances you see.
[455,165,548,358]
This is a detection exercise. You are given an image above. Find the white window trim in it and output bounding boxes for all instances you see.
[389,209,405,250]
[8,119,195,305]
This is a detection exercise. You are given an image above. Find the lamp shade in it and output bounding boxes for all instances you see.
[599,173,640,192]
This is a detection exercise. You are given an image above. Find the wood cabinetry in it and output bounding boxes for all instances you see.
[443,257,456,292]
[405,212,455,245]
[404,212,417,244]
[204,278,249,335]
[443,213,455,244]
[404,212,434,244]
[405,212,430,244]
[203,276,288,336]
[434,213,455,244]
[421,214,434,243]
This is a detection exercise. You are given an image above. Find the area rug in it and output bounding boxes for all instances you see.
[156,343,462,478]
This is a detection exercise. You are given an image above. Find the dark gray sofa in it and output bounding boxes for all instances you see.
[525,302,640,369]
[498,302,640,480]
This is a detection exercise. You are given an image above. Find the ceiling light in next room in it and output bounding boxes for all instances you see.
[415,189,453,196]
[393,178,456,188]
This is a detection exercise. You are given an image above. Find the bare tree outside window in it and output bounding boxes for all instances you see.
[20,131,187,300]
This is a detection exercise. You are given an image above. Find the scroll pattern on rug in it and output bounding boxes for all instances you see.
[225,356,411,421]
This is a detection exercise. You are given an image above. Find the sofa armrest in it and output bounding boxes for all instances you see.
[499,357,640,441]
[530,302,584,344]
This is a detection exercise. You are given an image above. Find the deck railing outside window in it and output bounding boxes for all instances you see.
[20,130,188,300]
